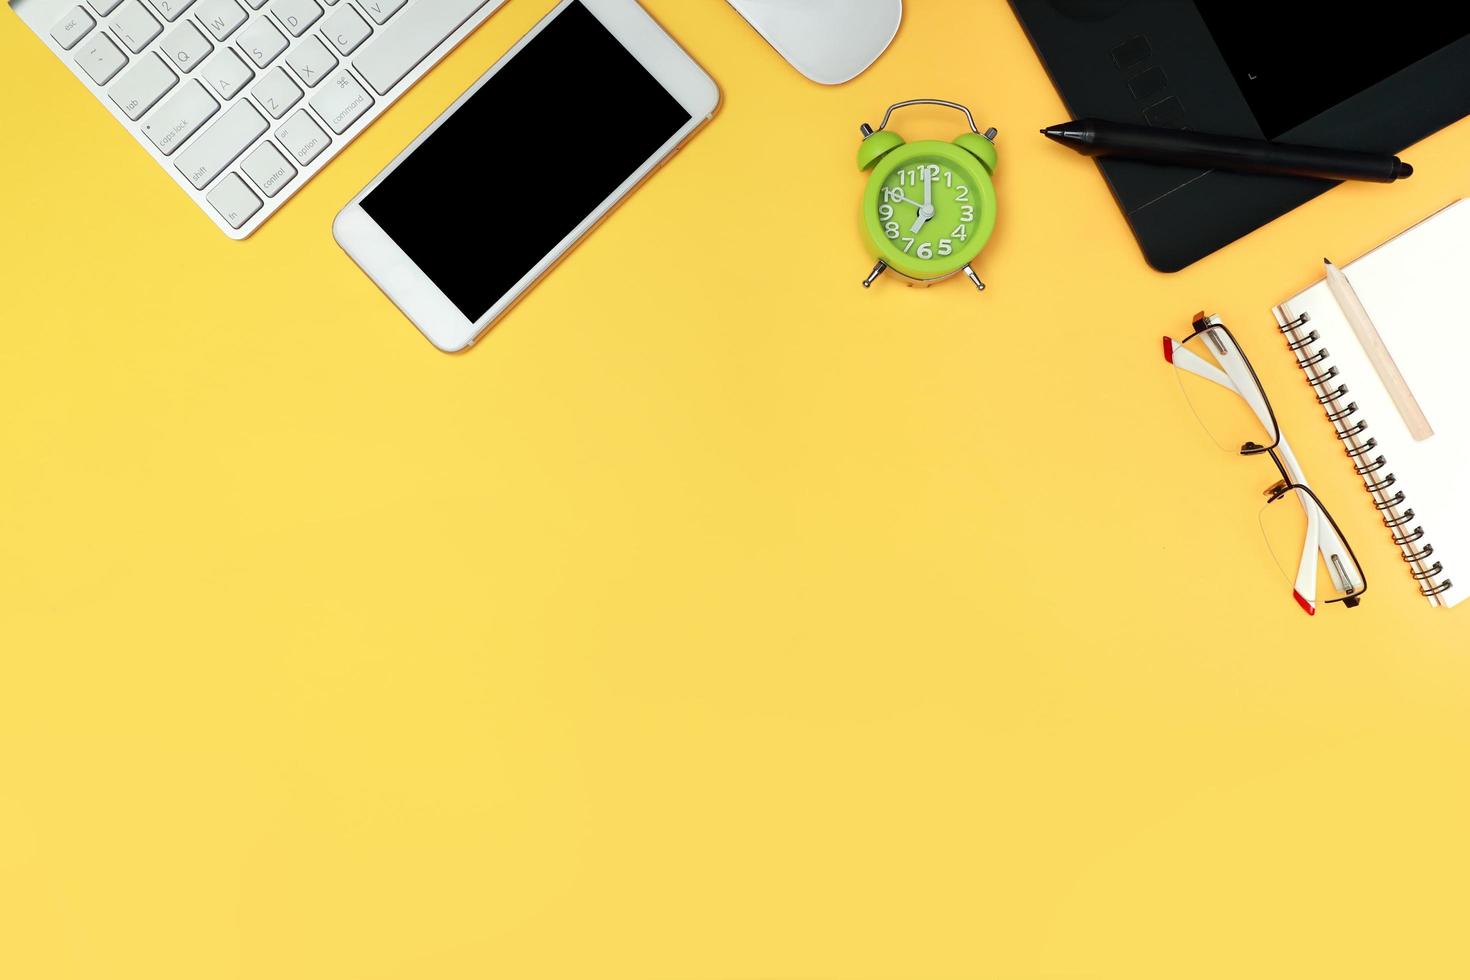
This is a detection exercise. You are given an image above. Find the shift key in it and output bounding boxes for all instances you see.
[141,79,218,155]
[175,99,267,188]
[308,68,372,133]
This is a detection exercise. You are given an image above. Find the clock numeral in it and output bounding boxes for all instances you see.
[884,221,900,239]
[953,225,968,242]
[882,187,901,203]
[900,237,915,253]
[878,203,893,220]
[923,164,941,180]
[954,184,970,202]
[960,205,975,222]
[938,239,953,257]
[944,169,953,188]
[917,242,934,260]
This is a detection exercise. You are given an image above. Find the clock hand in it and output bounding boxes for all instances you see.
[910,168,935,234]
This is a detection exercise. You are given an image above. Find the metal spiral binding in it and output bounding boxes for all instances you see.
[1353,454,1388,476]
[1403,542,1433,562]
[1297,347,1332,370]
[1278,310,1453,601]
[1392,526,1425,547]
[1412,562,1445,582]
[1373,492,1407,512]
[1362,472,1396,494]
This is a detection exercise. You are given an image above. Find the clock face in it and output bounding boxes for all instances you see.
[874,158,980,267]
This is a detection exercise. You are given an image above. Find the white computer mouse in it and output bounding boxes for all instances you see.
[726,0,903,85]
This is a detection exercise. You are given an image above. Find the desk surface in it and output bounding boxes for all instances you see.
[5,2,1470,976]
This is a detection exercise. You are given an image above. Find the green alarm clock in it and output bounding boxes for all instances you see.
[857,100,998,292]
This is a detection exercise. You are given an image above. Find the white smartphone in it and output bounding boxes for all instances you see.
[334,0,719,352]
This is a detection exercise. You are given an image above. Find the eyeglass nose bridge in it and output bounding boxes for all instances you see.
[1264,478,1292,502]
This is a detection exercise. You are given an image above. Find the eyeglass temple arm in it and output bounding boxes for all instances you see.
[1196,330,1362,599]
[1167,333,1363,601]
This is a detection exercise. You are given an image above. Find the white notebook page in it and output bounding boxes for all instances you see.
[1275,199,1470,608]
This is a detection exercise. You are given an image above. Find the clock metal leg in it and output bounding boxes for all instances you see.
[862,260,887,288]
[963,266,986,292]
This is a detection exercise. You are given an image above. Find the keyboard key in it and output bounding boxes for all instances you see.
[147,0,196,21]
[107,50,176,119]
[74,32,127,84]
[269,0,321,36]
[354,0,487,95]
[198,46,252,98]
[140,78,218,154]
[284,34,335,86]
[87,0,123,14]
[320,3,369,55]
[175,98,267,187]
[358,0,404,26]
[307,66,371,132]
[240,140,295,196]
[159,20,211,73]
[206,172,262,227]
[240,0,265,8]
[50,6,95,49]
[110,0,160,52]
[194,0,245,40]
[275,108,329,164]
[236,16,286,67]
[251,66,301,117]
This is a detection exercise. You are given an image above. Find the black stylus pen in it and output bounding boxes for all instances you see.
[1041,118,1413,183]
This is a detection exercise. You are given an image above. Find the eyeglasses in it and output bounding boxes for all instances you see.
[1164,313,1366,613]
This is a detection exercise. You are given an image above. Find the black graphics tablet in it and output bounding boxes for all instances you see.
[1010,1,1470,271]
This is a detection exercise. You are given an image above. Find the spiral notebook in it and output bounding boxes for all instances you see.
[1273,200,1470,608]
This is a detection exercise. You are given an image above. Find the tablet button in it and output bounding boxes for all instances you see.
[1143,96,1187,129]
[1127,66,1168,104]
[1110,34,1150,71]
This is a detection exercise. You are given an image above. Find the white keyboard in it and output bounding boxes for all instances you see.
[10,0,506,237]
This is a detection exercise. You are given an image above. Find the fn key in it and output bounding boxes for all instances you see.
[207,173,262,228]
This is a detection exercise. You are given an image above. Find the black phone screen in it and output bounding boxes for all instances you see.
[362,1,692,321]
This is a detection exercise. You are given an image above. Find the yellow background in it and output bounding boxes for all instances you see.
[4,1,1470,976]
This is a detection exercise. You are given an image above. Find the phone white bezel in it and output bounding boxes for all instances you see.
[334,0,719,352]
